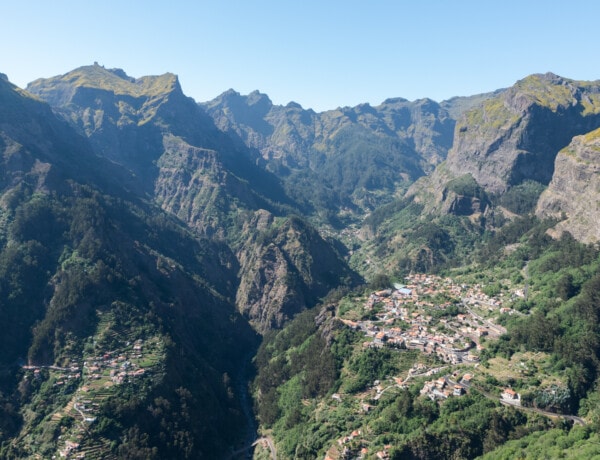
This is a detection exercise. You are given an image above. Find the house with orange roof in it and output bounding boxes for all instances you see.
[502,388,519,401]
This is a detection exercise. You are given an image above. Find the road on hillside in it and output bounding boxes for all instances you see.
[500,399,586,425]
[447,376,586,426]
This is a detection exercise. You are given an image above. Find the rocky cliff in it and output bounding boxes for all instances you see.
[409,73,600,215]
[236,212,360,333]
[27,64,289,225]
[536,127,600,243]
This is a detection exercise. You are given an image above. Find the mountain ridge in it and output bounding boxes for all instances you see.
[407,72,600,220]
[0,74,260,458]
[5,65,600,458]
[26,64,361,334]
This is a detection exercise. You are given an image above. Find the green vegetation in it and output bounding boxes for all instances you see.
[515,74,577,112]
[254,211,600,458]
[481,426,600,459]
[0,171,257,458]
[498,180,546,215]
[583,126,600,142]
[355,198,483,277]
[11,62,600,459]
[282,124,422,226]
[253,292,557,459]
[463,96,520,130]
[446,173,487,200]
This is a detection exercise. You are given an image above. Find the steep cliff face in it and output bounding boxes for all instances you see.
[27,65,183,185]
[154,134,278,239]
[26,64,291,237]
[454,73,600,192]
[536,128,600,243]
[236,212,361,333]
[408,73,600,216]
[205,90,455,169]
[0,75,137,198]
[19,71,250,191]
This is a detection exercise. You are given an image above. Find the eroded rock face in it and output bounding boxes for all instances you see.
[410,73,600,216]
[537,128,600,243]
[236,214,361,333]
[27,65,362,335]
[440,191,486,216]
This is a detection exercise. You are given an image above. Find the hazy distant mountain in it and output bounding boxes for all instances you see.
[203,90,463,222]
[27,64,292,233]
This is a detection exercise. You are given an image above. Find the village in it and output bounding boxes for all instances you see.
[324,274,523,460]
[21,324,164,459]
[340,273,516,367]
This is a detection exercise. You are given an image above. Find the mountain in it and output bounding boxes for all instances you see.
[26,64,360,331]
[236,212,360,332]
[536,127,600,243]
[0,75,258,458]
[202,90,459,221]
[350,74,600,277]
[408,73,600,217]
[440,88,507,120]
[7,63,600,460]
[27,64,293,236]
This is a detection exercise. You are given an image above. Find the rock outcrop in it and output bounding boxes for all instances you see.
[409,73,600,215]
[536,128,600,243]
[236,213,361,333]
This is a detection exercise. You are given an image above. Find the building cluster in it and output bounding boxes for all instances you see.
[325,429,392,460]
[59,440,83,459]
[22,364,82,387]
[81,339,148,385]
[342,274,513,364]
[24,337,158,459]
[419,374,471,401]
[323,275,525,459]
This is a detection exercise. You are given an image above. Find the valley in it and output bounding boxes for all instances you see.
[2,65,600,458]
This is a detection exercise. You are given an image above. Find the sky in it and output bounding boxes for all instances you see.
[2,1,600,112]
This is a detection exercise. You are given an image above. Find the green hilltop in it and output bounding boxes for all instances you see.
[28,63,179,99]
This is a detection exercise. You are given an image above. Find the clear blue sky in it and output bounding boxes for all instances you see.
[2,1,600,112]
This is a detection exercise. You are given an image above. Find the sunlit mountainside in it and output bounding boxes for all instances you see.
[1,65,600,458]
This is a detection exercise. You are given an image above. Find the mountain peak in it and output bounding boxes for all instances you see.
[411,73,600,211]
[285,101,303,109]
[381,96,409,105]
[246,90,273,108]
[27,64,181,105]
[222,88,241,98]
[105,66,134,81]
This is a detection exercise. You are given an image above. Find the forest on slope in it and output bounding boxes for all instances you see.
[1,66,600,459]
